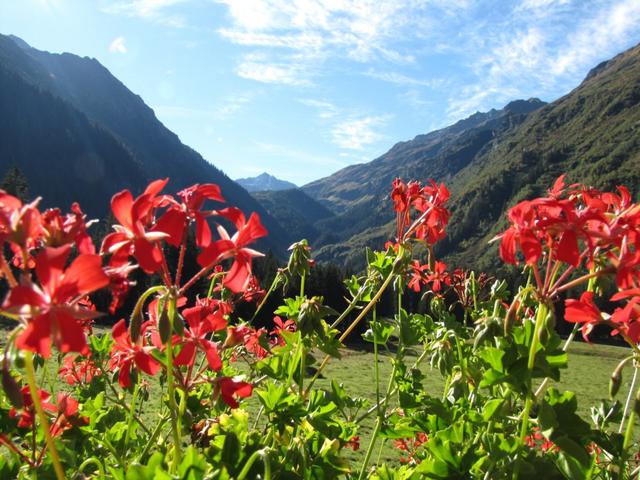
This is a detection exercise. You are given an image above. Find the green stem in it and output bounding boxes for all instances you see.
[303,254,401,397]
[619,364,638,435]
[237,448,271,480]
[25,351,65,480]
[358,292,403,480]
[77,457,105,478]
[620,409,637,479]
[517,303,548,474]
[165,296,182,473]
[123,383,140,459]
[373,307,380,416]
[358,353,398,480]
[534,322,580,401]
[356,348,429,424]
[137,414,170,462]
[299,273,306,394]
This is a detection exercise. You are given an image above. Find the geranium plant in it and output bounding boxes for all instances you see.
[0,174,639,479]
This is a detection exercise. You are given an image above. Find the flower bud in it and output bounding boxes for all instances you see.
[634,389,640,417]
[173,313,185,336]
[2,367,23,409]
[158,308,171,344]
[609,369,622,399]
[129,309,143,343]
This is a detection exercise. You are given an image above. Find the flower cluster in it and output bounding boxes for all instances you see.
[394,432,429,464]
[390,178,450,244]
[493,176,640,344]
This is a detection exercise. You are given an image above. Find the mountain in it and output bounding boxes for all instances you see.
[0,34,290,255]
[251,189,334,244]
[236,172,297,192]
[298,98,546,266]
[277,43,640,272]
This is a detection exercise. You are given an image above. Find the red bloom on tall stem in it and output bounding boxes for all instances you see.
[3,245,108,357]
[174,305,226,370]
[9,386,56,429]
[197,208,267,293]
[564,292,602,342]
[101,179,170,273]
[155,183,224,248]
[42,203,95,254]
[108,319,160,388]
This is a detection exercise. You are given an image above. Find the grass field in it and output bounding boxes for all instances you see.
[2,323,635,469]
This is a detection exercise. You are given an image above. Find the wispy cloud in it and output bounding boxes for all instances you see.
[153,93,254,121]
[108,36,128,54]
[216,0,433,85]
[446,0,640,119]
[297,98,339,118]
[365,68,439,87]
[236,54,312,86]
[332,115,392,150]
[102,0,188,27]
[298,99,393,151]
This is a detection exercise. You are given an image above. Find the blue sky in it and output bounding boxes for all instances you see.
[2,1,640,186]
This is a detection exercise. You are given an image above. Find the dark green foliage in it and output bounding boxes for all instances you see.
[0,165,29,201]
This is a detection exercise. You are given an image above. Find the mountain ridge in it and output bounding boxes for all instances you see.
[0,33,293,256]
[236,172,297,192]
[302,42,640,270]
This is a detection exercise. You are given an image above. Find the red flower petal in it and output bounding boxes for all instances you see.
[111,190,134,230]
[155,209,187,247]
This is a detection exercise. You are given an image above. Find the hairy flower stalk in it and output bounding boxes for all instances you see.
[24,352,65,480]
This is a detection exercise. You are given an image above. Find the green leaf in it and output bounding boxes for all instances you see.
[479,347,505,372]
[482,398,505,421]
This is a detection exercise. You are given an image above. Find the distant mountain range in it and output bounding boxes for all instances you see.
[2,33,639,274]
[0,34,290,256]
[236,172,297,192]
[258,44,640,272]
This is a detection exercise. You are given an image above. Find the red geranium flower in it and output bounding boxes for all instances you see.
[216,377,252,409]
[101,179,171,273]
[3,245,109,357]
[42,203,95,254]
[564,292,602,342]
[197,208,267,293]
[174,305,226,370]
[9,386,56,429]
[108,319,160,388]
[59,354,102,385]
[155,183,224,248]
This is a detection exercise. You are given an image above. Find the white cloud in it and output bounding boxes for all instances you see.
[215,93,254,118]
[108,36,128,53]
[332,115,392,150]
[551,0,640,76]
[298,98,339,118]
[102,0,188,27]
[365,69,437,87]
[236,56,311,86]
[447,0,640,119]
[516,0,572,12]
[216,0,431,84]
[153,93,254,121]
